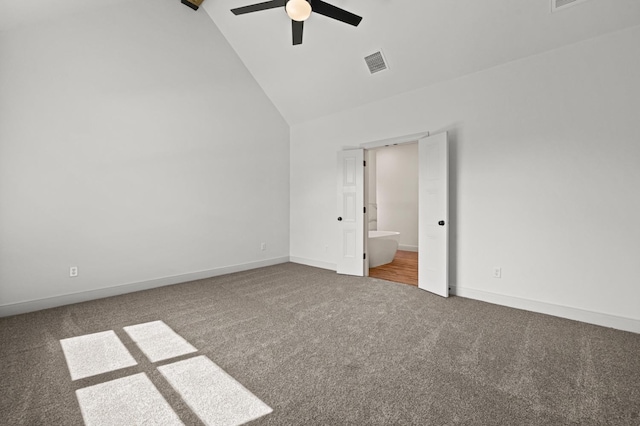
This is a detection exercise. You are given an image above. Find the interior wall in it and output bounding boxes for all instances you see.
[366,150,377,230]
[375,144,419,250]
[290,25,640,325]
[0,0,290,311]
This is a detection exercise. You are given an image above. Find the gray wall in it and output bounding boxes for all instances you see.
[0,0,290,311]
[290,25,640,331]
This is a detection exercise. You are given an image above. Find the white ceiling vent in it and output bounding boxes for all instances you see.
[552,0,591,12]
[365,51,388,75]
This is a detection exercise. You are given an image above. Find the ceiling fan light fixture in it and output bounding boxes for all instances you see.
[286,0,312,21]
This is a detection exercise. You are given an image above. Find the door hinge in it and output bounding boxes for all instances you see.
[364,206,367,214]
[364,160,366,167]
[363,253,366,260]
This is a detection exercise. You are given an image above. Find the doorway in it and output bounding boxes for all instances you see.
[366,143,419,286]
[336,131,449,297]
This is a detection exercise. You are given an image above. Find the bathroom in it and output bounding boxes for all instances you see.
[367,143,418,285]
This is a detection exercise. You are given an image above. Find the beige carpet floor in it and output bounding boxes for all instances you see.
[1,262,639,425]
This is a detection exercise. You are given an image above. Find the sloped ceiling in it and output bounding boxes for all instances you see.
[0,0,130,31]
[2,0,640,125]
[204,0,640,124]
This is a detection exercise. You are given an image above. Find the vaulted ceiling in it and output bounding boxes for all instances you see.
[2,0,640,125]
[205,0,640,124]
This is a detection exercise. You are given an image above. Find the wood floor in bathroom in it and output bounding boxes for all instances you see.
[369,250,418,286]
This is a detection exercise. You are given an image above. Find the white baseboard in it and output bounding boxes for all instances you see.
[0,256,290,318]
[289,256,336,271]
[398,245,418,252]
[450,285,640,334]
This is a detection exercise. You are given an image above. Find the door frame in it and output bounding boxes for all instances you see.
[360,132,430,150]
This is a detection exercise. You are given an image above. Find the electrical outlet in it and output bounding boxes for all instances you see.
[260,242,267,251]
[70,266,79,277]
[493,267,502,278]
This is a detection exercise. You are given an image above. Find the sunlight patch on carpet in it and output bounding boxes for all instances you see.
[158,355,272,426]
[123,320,197,362]
[60,330,137,380]
[76,373,184,426]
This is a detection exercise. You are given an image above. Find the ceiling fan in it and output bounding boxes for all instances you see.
[231,0,363,46]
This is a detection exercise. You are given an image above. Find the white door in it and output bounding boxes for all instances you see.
[418,133,449,297]
[337,149,365,276]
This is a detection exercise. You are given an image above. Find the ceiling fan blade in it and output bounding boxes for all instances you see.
[292,20,304,45]
[312,0,362,26]
[231,0,286,15]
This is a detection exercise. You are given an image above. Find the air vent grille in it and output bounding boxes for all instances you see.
[552,0,591,12]
[365,51,388,74]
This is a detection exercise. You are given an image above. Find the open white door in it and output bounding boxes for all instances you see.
[418,133,449,297]
[337,149,365,276]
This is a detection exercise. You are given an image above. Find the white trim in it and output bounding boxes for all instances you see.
[0,257,289,317]
[359,132,429,150]
[450,285,640,334]
[398,244,418,252]
[289,256,336,271]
